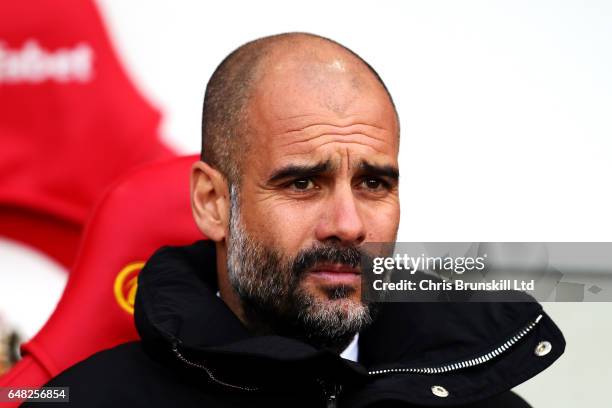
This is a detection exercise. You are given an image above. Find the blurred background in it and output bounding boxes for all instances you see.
[1,1,611,406]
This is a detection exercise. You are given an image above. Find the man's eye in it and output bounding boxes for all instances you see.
[363,178,385,190]
[291,178,314,190]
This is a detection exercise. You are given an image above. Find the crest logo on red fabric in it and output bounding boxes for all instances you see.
[113,261,144,315]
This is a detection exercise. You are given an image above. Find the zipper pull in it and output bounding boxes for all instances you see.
[320,381,342,408]
[326,392,338,408]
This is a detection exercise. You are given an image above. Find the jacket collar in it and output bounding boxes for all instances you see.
[134,240,565,406]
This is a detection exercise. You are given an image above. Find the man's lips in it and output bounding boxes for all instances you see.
[306,263,361,284]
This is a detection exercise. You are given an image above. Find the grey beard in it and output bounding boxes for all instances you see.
[225,184,374,352]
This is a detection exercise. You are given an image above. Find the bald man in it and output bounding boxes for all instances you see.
[27,33,564,408]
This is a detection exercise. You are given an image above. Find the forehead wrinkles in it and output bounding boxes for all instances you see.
[270,117,398,157]
[245,52,399,166]
[283,131,393,159]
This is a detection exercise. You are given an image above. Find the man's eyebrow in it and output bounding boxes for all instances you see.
[359,160,399,180]
[267,160,334,183]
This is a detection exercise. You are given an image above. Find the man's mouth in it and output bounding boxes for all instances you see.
[306,263,361,285]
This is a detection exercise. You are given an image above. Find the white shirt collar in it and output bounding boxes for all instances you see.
[340,333,359,362]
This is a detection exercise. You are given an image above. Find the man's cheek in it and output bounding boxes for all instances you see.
[264,206,319,250]
[366,207,399,240]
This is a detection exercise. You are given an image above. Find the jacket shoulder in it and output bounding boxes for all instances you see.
[465,391,532,408]
[371,391,532,407]
[22,341,166,407]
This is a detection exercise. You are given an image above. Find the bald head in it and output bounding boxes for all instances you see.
[201,32,398,186]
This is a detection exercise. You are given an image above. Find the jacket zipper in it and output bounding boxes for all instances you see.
[172,344,258,391]
[172,313,543,405]
[175,343,344,407]
[368,313,543,376]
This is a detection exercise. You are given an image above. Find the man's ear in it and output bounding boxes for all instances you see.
[190,160,230,242]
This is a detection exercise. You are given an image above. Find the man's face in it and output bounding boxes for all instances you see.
[226,54,400,349]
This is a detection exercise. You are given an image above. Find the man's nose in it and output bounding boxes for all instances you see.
[315,185,366,246]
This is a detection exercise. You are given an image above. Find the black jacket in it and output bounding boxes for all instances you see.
[26,240,565,407]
